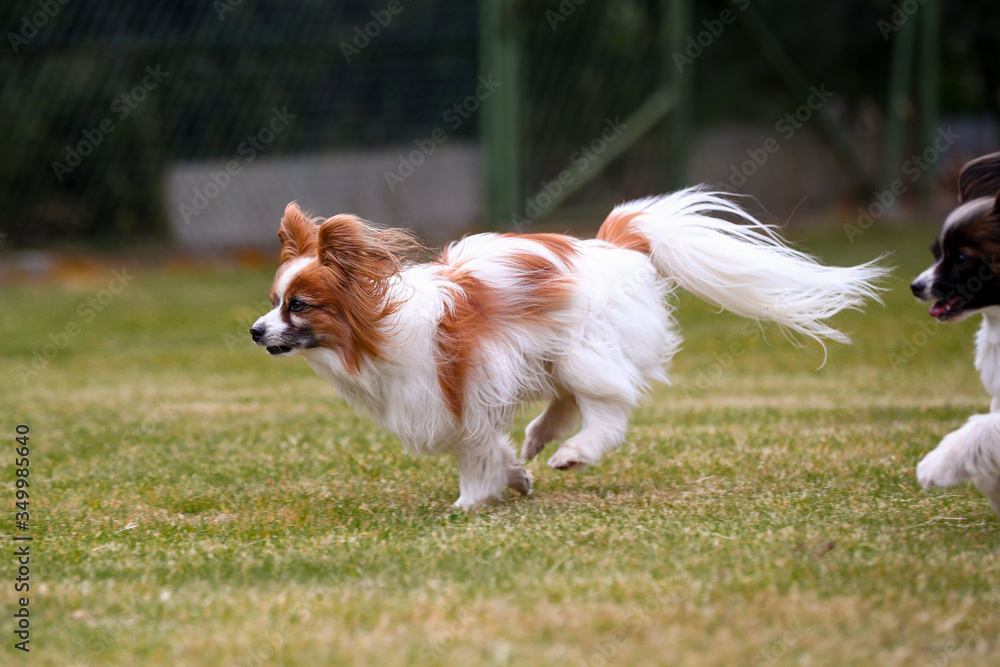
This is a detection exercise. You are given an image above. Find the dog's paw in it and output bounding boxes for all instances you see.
[521,435,546,462]
[547,446,590,471]
[917,442,968,489]
[453,494,496,510]
[506,462,533,496]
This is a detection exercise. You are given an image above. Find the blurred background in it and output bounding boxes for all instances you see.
[1,0,998,257]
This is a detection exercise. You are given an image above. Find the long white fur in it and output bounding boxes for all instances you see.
[263,187,888,508]
[616,188,887,346]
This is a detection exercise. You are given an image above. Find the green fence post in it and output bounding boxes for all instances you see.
[883,8,918,190]
[479,0,522,227]
[916,0,940,198]
[666,0,691,190]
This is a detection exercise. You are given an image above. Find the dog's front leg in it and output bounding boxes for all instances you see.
[918,414,1000,496]
[453,433,532,509]
[917,425,975,490]
[972,474,1000,515]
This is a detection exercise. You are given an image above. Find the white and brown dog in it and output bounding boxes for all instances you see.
[251,187,887,508]
[912,152,1000,515]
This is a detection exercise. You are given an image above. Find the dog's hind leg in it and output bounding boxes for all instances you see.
[522,394,580,462]
[546,396,631,471]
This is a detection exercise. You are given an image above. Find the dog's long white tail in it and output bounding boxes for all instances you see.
[597,187,889,345]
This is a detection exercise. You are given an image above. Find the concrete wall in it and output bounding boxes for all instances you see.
[165,117,997,253]
[166,142,480,251]
[688,117,998,219]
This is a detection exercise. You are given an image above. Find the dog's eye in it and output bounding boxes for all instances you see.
[956,253,972,263]
[288,298,309,312]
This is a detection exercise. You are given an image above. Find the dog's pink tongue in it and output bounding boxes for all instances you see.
[929,298,962,319]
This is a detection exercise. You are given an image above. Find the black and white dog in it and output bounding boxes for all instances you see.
[911,152,1000,515]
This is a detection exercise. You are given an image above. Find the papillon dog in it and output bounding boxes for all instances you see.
[251,187,887,508]
[912,152,1000,515]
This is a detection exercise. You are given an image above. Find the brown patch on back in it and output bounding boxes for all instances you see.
[435,269,493,418]
[596,210,650,254]
[501,251,577,318]
[499,233,579,264]
[434,248,577,419]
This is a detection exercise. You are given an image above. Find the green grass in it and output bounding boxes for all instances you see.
[3,220,1000,666]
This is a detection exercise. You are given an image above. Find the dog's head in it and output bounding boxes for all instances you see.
[250,203,410,374]
[911,152,1000,322]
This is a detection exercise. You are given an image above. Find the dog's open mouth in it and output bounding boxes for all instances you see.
[929,297,964,321]
[265,345,293,355]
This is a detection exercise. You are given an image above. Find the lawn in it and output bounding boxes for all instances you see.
[2,219,999,666]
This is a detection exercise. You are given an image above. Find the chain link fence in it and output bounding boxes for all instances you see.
[2,0,998,247]
[1,1,477,244]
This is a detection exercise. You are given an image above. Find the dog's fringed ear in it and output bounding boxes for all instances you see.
[958,152,1000,204]
[317,214,367,270]
[317,214,401,287]
[278,202,317,264]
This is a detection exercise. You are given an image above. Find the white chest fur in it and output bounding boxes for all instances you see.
[974,308,1000,410]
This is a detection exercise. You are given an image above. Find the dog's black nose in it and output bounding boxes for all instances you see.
[910,280,924,297]
[250,325,265,342]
